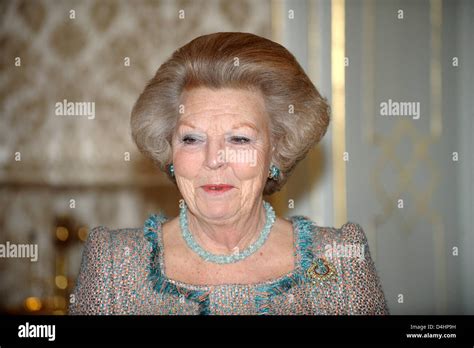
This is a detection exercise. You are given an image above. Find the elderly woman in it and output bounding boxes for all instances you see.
[69,32,389,315]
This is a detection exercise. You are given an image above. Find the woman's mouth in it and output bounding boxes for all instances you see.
[201,184,234,195]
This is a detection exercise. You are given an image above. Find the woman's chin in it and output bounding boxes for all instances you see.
[195,200,239,221]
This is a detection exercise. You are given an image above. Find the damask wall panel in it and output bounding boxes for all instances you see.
[345,0,472,314]
[0,0,271,313]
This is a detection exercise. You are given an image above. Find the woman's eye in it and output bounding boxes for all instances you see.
[181,135,250,145]
[230,136,250,144]
[182,136,200,145]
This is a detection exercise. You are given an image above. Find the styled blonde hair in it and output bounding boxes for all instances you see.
[131,32,330,195]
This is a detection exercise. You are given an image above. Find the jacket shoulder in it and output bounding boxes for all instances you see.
[300,218,389,314]
[68,225,148,315]
[303,219,369,251]
[339,221,369,244]
[86,225,148,252]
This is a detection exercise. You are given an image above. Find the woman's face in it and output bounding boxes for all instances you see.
[171,87,272,222]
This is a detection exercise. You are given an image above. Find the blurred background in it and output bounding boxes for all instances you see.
[0,0,472,315]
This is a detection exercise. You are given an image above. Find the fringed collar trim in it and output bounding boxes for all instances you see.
[143,213,316,315]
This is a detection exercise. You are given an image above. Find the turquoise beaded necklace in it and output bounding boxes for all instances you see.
[179,200,276,264]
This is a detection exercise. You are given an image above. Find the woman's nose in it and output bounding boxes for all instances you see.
[204,138,227,170]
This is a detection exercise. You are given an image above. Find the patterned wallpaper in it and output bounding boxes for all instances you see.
[1,0,271,185]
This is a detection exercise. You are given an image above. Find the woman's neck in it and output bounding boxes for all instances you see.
[185,200,267,254]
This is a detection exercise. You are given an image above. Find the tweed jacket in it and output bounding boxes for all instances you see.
[68,213,389,315]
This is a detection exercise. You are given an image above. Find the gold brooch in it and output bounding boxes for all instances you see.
[306,257,337,283]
